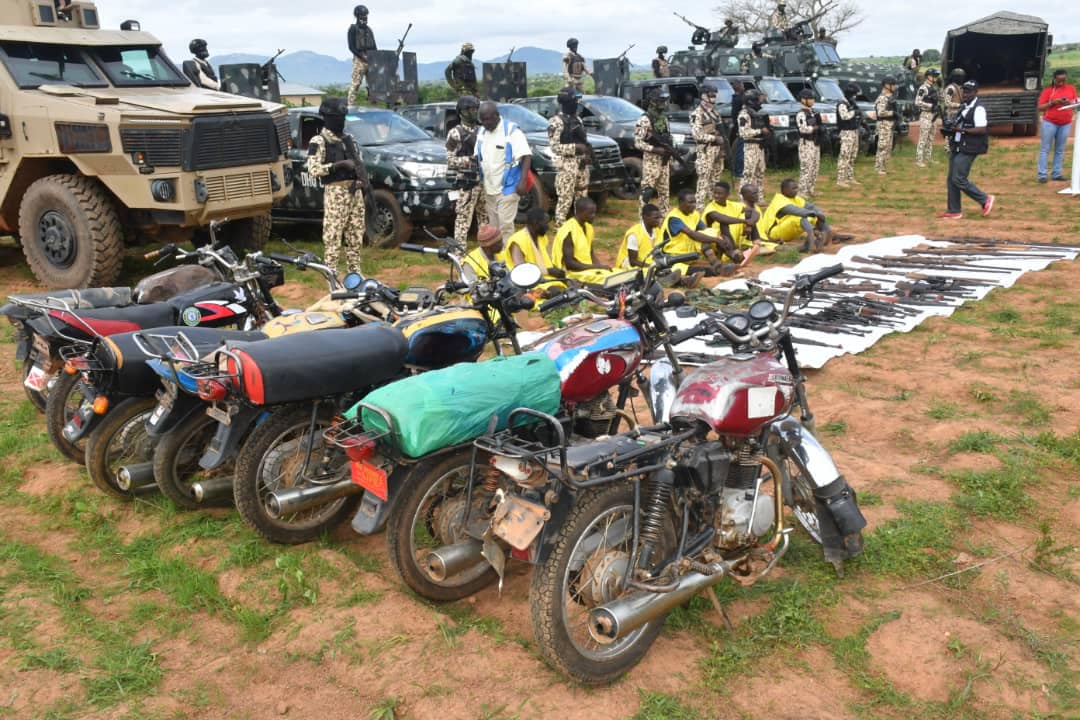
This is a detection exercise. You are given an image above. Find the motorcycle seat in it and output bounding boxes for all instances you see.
[68,302,179,335]
[232,324,409,406]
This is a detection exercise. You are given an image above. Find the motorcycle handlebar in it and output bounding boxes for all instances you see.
[538,291,578,314]
[143,244,177,261]
[330,291,358,300]
[804,263,845,288]
[669,321,712,346]
[269,253,298,264]
[662,252,700,268]
[505,295,535,313]
[400,243,434,254]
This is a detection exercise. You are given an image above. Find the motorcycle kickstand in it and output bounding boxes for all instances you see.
[704,586,735,632]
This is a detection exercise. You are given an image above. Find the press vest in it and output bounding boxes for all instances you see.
[954,99,989,155]
[477,120,526,195]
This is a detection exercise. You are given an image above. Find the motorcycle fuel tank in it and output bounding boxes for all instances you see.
[397,307,489,369]
[669,354,795,436]
[535,318,643,403]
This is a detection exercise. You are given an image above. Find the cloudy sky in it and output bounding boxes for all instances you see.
[103,1,1075,66]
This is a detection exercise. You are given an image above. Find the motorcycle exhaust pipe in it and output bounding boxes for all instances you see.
[267,479,360,519]
[190,477,234,504]
[588,560,738,644]
[116,462,156,492]
[424,540,485,583]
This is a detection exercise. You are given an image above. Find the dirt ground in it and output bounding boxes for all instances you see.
[0,133,1076,719]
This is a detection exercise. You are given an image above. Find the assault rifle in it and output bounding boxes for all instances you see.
[395,23,413,57]
[646,130,679,160]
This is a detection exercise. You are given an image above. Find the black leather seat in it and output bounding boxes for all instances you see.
[233,324,409,406]
[73,302,178,333]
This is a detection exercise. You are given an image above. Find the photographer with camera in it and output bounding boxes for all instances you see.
[874,76,899,175]
[446,95,485,247]
[937,81,994,220]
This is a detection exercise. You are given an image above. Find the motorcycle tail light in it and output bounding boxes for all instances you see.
[92,396,109,415]
[234,349,264,405]
[64,358,88,374]
[196,378,228,402]
[343,438,375,463]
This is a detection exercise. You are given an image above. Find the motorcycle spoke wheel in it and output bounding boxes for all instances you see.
[44,371,90,462]
[153,413,232,510]
[782,458,822,545]
[84,397,159,499]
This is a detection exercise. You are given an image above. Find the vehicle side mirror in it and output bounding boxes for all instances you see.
[509,262,542,289]
[0,114,11,139]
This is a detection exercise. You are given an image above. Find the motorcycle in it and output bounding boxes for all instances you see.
[478,263,866,684]
[39,238,286,462]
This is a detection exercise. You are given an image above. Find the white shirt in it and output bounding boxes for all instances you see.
[954,98,987,143]
[477,119,532,195]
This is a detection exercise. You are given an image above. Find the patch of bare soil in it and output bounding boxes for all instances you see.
[730,646,859,720]
[19,461,81,497]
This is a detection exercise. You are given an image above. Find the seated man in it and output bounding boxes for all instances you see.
[703,182,777,266]
[552,197,614,285]
[463,224,507,280]
[757,178,846,253]
[615,203,663,269]
[664,188,744,281]
[505,208,566,296]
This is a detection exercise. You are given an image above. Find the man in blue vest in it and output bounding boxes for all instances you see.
[477,101,533,241]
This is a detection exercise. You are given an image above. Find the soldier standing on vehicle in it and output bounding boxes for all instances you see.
[548,87,592,227]
[904,49,921,73]
[347,5,376,107]
[563,39,591,92]
[874,76,899,175]
[307,98,368,274]
[915,68,940,168]
[943,68,965,118]
[836,82,862,187]
[653,47,671,78]
[795,89,821,197]
[188,39,220,90]
[768,2,790,35]
[634,89,674,215]
[445,43,479,98]
[690,84,726,210]
[737,90,770,195]
[715,19,738,48]
[740,42,773,74]
[445,95,485,247]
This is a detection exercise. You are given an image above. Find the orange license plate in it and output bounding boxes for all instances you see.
[351,460,388,501]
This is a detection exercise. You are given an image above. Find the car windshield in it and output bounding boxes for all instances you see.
[347,111,430,145]
[496,104,549,133]
[814,43,841,65]
[583,96,643,122]
[758,78,797,103]
[89,46,187,86]
[0,41,106,88]
[814,78,845,101]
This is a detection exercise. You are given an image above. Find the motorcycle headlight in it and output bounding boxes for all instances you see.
[769,115,790,128]
[399,161,447,179]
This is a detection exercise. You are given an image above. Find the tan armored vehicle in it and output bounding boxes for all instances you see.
[0,0,293,288]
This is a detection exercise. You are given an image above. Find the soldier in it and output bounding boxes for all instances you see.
[740,42,773,74]
[816,27,836,45]
[943,68,965,119]
[714,19,738,48]
[347,5,377,107]
[445,95,485,247]
[307,98,369,274]
[795,89,821,197]
[445,43,479,98]
[874,76,899,175]
[737,89,770,195]
[652,46,671,79]
[690,84,726,210]
[836,82,862,187]
[548,87,592,227]
[634,88,674,215]
[904,49,921,73]
[915,68,940,168]
[188,39,220,90]
[563,38,591,92]
[768,2,790,35]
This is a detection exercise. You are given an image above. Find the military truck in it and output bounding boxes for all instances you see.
[0,0,292,288]
[942,12,1051,135]
[397,102,625,219]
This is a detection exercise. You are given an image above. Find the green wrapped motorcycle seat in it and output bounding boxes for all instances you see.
[351,352,561,458]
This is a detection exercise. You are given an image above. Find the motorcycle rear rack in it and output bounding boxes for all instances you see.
[322,403,396,459]
[57,339,109,374]
[131,330,203,365]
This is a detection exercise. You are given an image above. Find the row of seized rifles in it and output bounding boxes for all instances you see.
[751,238,1079,349]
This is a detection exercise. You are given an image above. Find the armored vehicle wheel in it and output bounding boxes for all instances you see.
[367,189,413,248]
[613,157,642,200]
[216,212,272,252]
[515,180,550,224]
[18,175,124,288]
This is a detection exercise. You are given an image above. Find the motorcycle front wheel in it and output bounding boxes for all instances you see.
[153,411,233,510]
[769,451,823,545]
[233,405,359,545]
[386,448,498,602]
[44,370,90,462]
[530,484,665,685]
[84,397,159,499]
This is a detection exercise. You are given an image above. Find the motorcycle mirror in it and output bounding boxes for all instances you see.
[343,272,363,290]
[509,263,542,289]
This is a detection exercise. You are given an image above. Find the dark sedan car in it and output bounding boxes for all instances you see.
[273,107,456,246]
[398,102,626,220]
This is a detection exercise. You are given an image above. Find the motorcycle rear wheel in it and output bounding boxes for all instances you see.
[23,353,49,413]
[153,411,232,510]
[44,370,88,462]
[84,397,158,499]
[530,483,665,685]
[386,448,498,602]
[233,405,359,545]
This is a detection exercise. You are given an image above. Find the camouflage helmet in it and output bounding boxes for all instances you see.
[461,42,475,53]
[701,83,719,98]
[567,38,579,49]
[798,88,815,101]
[925,68,940,77]
[645,87,669,106]
[949,67,966,84]
[188,38,208,54]
[456,95,479,112]
[844,82,861,98]
[353,5,368,18]
[656,45,668,54]
[318,97,348,118]
[557,85,580,105]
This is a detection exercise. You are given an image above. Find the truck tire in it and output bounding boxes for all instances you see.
[367,189,413,248]
[217,212,272,252]
[18,175,124,288]
[515,173,550,223]
[613,157,642,200]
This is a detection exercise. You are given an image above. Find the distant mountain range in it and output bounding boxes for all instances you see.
[209,47,629,87]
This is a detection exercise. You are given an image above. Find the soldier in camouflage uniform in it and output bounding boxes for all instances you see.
[445,95,485,247]
[187,39,220,90]
[307,98,368,274]
[874,76,899,174]
[836,83,862,187]
[768,2,790,35]
[943,68,965,120]
[347,5,376,107]
[634,89,673,215]
[795,89,821,196]
[737,90,770,194]
[914,68,940,167]
[563,38,591,92]
[548,87,592,227]
[690,85,726,210]
[652,47,671,79]
[445,43,479,98]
